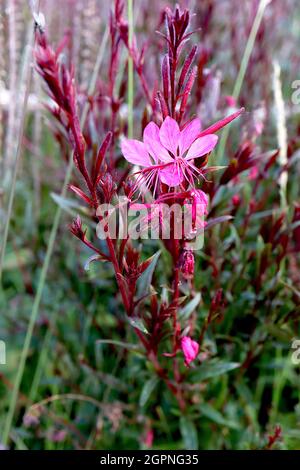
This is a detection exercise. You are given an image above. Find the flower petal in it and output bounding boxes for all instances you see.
[159,164,184,187]
[143,122,173,163]
[121,138,151,166]
[181,336,199,366]
[159,116,180,156]
[179,118,201,155]
[185,134,218,160]
[193,189,209,213]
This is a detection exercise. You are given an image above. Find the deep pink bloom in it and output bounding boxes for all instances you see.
[144,429,154,448]
[190,189,208,232]
[121,116,218,190]
[248,166,259,180]
[179,249,195,278]
[225,95,237,108]
[181,336,199,366]
[128,188,209,238]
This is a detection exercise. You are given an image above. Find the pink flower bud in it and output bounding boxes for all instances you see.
[181,336,199,366]
[225,95,237,108]
[248,166,259,181]
[144,429,154,448]
[179,250,195,279]
[50,429,67,443]
[232,194,241,207]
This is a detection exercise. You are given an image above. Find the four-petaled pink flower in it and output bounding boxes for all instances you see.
[181,336,199,366]
[121,116,218,192]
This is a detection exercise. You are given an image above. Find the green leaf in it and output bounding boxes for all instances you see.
[180,417,198,450]
[251,207,283,220]
[199,403,240,430]
[139,377,159,407]
[84,254,102,271]
[51,192,83,212]
[127,317,149,334]
[136,250,161,300]
[223,224,241,250]
[96,339,140,351]
[204,215,233,232]
[265,324,293,342]
[179,293,201,321]
[192,361,240,382]
[51,192,95,225]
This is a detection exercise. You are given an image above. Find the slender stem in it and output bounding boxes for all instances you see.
[172,259,180,352]
[137,69,153,108]
[105,235,184,405]
[124,2,153,111]
[28,393,105,412]
[127,0,134,139]
[172,221,180,349]
[2,25,109,447]
[215,0,270,164]
[106,236,131,313]
[106,234,185,408]
[148,351,185,411]
[0,31,34,284]
[273,60,288,210]
[170,52,177,117]
[28,328,52,402]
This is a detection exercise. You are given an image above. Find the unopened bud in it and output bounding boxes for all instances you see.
[179,249,195,279]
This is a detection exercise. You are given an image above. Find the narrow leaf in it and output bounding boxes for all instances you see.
[136,250,161,300]
[96,339,140,351]
[179,293,201,321]
[84,254,102,271]
[162,55,170,105]
[192,361,240,382]
[157,91,169,119]
[177,45,197,95]
[180,417,198,450]
[128,317,149,334]
[139,377,159,407]
[199,403,240,430]
[198,108,245,137]
[178,67,197,121]
[69,185,93,205]
[94,132,112,185]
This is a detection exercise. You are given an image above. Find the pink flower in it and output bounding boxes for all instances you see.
[248,166,259,180]
[179,249,195,278]
[225,95,237,108]
[144,429,154,448]
[181,336,199,366]
[121,116,218,190]
[190,189,208,232]
[121,109,244,196]
[232,194,241,207]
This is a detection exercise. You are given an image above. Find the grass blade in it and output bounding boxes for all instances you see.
[2,23,109,447]
[215,0,271,164]
[0,34,34,284]
[127,0,134,139]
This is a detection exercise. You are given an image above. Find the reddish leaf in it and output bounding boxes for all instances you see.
[69,185,93,205]
[93,132,112,185]
[198,108,245,137]
[177,45,197,95]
